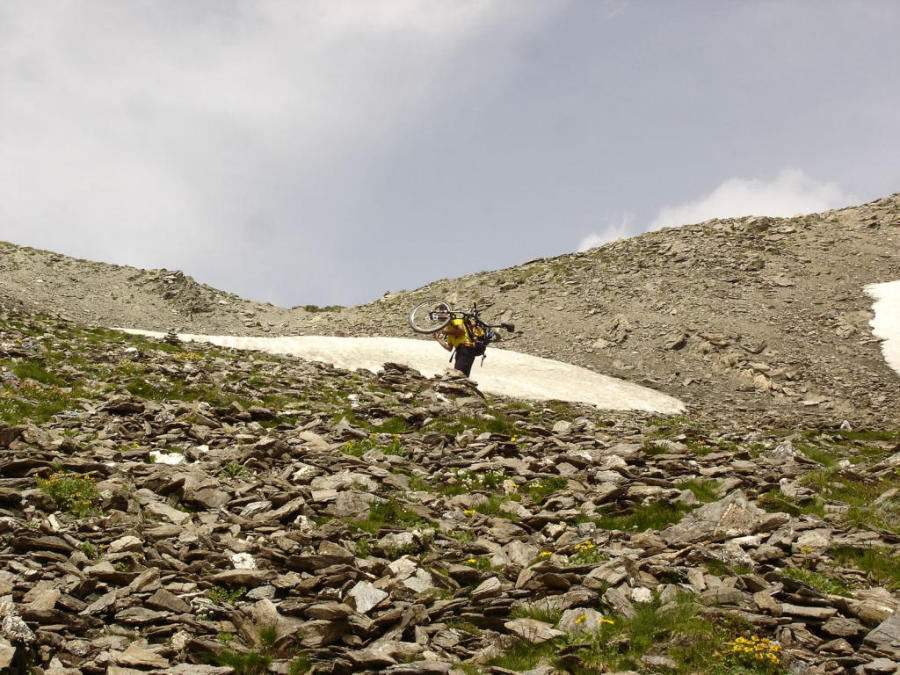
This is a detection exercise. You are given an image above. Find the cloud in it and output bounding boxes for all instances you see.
[0,1,563,303]
[577,213,637,252]
[649,169,857,231]
[577,170,856,253]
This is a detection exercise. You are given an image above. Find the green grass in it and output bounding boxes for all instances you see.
[427,411,518,437]
[510,606,563,624]
[208,585,246,606]
[209,650,272,675]
[382,437,409,457]
[801,469,900,533]
[485,594,775,674]
[355,536,372,558]
[289,653,312,675]
[463,556,494,571]
[10,361,66,386]
[407,474,432,492]
[795,442,840,468]
[0,386,84,425]
[757,489,824,518]
[829,429,900,443]
[219,462,251,479]
[525,476,568,503]
[351,498,425,534]
[474,494,520,520]
[374,416,409,434]
[570,540,607,565]
[258,625,278,649]
[703,559,753,577]
[485,640,559,672]
[125,377,252,408]
[782,567,850,596]
[676,479,721,503]
[438,469,508,496]
[333,410,410,434]
[341,438,376,457]
[594,501,690,532]
[831,546,900,591]
[35,471,100,518]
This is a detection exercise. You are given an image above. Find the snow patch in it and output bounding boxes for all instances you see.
[866,280,900,377]
[149,450,185,465]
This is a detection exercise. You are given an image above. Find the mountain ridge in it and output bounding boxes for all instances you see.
[2,192,899,427]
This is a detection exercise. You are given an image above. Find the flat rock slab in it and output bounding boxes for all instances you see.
[865,613,900,655]
[504,618,564,643]
[661,490,786,545]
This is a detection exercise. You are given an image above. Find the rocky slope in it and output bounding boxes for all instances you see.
[0,310,898,674]
[2,194,899,427]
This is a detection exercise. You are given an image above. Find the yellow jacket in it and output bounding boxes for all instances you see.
[438,318,484,350]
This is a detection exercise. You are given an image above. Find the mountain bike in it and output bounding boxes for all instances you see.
[408,298,515,335]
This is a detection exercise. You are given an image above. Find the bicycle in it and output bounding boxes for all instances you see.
[408,298,515,336]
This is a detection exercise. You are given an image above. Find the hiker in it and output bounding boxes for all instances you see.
[432,317,495,377]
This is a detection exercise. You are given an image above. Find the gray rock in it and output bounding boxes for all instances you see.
[347,581,388,614]
[471,577,503,601]
[779,603,837,620]
[602,588,636,620]
[558,608,606,635]
[661,490,782,545]
[865,612,900,653]
[0,637,15,670]
[504,618,564,643]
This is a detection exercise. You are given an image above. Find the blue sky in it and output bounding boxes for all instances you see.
[2,1,898,305]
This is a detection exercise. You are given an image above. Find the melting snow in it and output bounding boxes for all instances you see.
[866,280,900,377]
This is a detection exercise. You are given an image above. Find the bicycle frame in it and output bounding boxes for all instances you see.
[409,298,514,334]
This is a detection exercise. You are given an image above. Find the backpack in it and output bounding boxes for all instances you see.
[472,326,495,357]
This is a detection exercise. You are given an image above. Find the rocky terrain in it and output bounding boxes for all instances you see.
[0,309,898,674]
[2,193,899,428]
[0,195,900,426]
[0,192,898,673]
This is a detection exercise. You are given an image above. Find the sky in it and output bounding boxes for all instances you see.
[2,1,899,307]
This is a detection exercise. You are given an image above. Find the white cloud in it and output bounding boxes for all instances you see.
[649,169,857,231]
[577,170,856,253]
[0,1,563,301]
[577,212,637,252]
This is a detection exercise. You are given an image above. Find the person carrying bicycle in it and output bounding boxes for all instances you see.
[432,317,495,377]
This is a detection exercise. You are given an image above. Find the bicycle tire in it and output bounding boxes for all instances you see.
[409,298,452,333]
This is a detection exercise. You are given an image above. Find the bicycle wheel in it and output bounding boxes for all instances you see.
[409,298,452,333]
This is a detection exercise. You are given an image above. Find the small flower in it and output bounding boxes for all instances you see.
[539,551,552,557]
[467,558,476,564]
[463,509,475,516]
[574,614,587,624]
[600,618,615,625]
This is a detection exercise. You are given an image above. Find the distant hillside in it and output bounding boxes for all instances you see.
[2,193,899,426]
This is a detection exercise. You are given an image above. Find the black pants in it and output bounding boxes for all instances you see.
[453,346,477,377]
